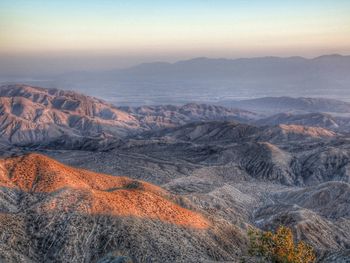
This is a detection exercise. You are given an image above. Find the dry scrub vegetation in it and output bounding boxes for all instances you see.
[248,226,316,263]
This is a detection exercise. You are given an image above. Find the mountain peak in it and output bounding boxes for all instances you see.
[313,54,347,60]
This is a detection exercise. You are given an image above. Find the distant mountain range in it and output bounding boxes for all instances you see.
[4,54,349,105]
[222,96,350,115]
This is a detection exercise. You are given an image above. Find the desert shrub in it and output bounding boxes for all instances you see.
[248,226,316,263]
[125,180,143,190]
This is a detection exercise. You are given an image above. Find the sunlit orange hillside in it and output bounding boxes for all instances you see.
[0,153,208,229]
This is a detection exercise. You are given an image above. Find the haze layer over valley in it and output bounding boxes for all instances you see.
[2,54,350,106]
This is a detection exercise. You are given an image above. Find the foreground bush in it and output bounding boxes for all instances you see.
[248,226,316,263]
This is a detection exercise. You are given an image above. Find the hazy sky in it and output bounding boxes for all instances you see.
[1,0,350,75]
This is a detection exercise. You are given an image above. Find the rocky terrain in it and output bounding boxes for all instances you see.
[120,103,258,128]
[0,84,254,149]
[1,85,350,262]
[0,153,247,262]
[0,84,140,147]
[44,120,350,262]
[255,112,350,133]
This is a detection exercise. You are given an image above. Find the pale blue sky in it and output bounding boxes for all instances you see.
[1,0,350,74]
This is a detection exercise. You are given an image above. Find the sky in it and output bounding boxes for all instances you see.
[1,0,350,75]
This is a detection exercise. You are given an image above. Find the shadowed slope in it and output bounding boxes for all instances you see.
[144,121,336,145]
[253,182,350,254]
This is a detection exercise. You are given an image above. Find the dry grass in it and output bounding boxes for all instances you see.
[0,153,209,229]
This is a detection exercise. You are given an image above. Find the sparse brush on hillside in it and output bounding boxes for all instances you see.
[247,226,316,263]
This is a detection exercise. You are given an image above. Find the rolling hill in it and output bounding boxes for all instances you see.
[0,153,246,262]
